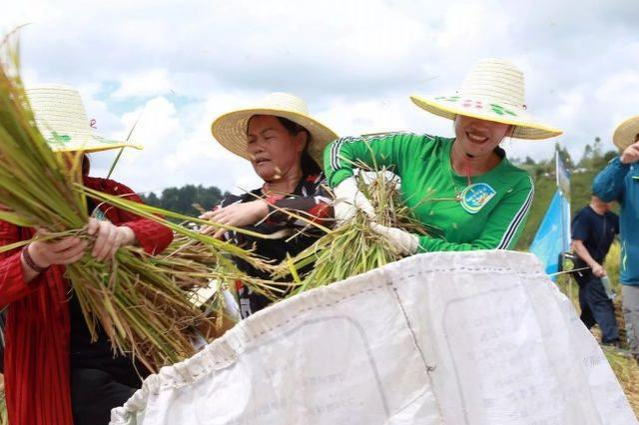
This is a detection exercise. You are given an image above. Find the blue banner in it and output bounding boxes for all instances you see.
[529,190,571,280]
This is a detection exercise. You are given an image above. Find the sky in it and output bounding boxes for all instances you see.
[2,0,638,196]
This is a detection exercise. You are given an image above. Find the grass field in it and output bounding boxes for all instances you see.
[556,243,639,417]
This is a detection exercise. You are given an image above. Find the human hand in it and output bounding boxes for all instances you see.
[332,177,375,223]
[620,142,639,165]
[199,200,269,239]
[369,222,419,255]
[591,263,606,278]
[87,218,137,261]
[28,236,87,269]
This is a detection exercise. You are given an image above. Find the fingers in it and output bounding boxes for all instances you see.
[198,206,222,221]
[199,225,215,235]
[87,217,100,236]
[49,236,84,253]
[108,230,127,259]
[199,207,230,236]
[92,221,118,261]
[56,241,88,265]
[198,211,216,220]
[35,237,88,266]
[90,223,135,261]
[212,228,227,240]
[621,144,639,164]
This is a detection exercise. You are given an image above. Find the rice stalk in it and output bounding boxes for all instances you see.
[274,166,430,293]
[0,33,282,369]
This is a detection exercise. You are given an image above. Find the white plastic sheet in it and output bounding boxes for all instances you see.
[111,251,637,425]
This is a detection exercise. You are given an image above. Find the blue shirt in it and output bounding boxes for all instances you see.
[571,205,619,265]
[593,157,639,285]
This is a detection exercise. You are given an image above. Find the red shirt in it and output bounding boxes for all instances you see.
[0,177,173,425]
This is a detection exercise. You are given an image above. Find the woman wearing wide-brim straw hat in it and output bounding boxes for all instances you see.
[0,84,173,425]
[593,115,639,363]
[325,58,562,254]
[205,92,338,318]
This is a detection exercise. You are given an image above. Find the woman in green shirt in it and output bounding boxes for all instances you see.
[325,58,562,254]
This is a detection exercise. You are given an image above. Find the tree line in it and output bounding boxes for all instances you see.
[140,184,229,216]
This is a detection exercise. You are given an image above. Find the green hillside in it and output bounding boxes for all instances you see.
[515,140,618,250]
[516,169,599,250]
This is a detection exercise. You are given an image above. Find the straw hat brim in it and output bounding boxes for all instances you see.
[211,108,338,167]
[612,115,639,151]
[46,133,143,153]
[410,95,563,140]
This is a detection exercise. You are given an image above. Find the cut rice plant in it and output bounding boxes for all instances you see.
[0,391,6,425]
[0,35,280,370]
[274,165,431,293]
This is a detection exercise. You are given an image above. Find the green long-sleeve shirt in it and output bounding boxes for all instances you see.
[324,133,534,252]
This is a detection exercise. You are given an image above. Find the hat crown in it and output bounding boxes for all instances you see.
[26,84,92,138]
[458,59,525,109]
[258,92,310,115]
[24,84,142,153]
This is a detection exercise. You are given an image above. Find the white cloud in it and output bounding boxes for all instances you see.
[2,0,638,194]
[111,69,174,100]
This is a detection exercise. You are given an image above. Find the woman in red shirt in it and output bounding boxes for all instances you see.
[0,85,173,425]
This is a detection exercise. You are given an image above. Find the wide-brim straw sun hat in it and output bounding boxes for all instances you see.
[612,115,639,151]
[211,92,338,166]
[26,84,142,153]
[410,58,563,140]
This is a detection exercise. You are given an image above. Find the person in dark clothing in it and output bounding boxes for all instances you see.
[205,93,338,318]
[571,195,620,344]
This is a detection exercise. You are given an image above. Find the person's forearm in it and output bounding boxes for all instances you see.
[572,241,599,268]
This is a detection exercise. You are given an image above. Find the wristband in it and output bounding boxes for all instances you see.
[22,245,49,274]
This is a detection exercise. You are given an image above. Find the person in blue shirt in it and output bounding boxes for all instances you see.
[593,115,639,360]
[571,195,620,345]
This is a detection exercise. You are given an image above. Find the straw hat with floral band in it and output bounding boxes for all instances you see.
[26,84,142,153]
[613,115,639,151]
[211,92,338,167]
[410,58,562,140]
[329,58,562,256]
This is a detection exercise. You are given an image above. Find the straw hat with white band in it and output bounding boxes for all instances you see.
[211,92,338,166]
[612,115,639,151]
[410,58,562,140]
[26,84,142,153]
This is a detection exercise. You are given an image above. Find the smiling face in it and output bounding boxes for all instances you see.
[453,115,513,160]
[246,115,307,182]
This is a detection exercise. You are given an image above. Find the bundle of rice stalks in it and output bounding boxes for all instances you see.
[274,167,430,293]
[0,373,6,425]
[0,392,6,425]
[0,36,276,369]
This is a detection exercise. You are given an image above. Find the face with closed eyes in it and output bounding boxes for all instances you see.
[453,115,513,160]
[246,115,306,182]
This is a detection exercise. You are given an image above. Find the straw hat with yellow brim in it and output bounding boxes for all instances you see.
[211,92,338,166]
[410,58,563,140]
[26,84,143,153]
[612,115,639,151]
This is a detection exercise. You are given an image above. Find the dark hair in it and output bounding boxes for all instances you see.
[246,115,320,175]
[275,117,320,175]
